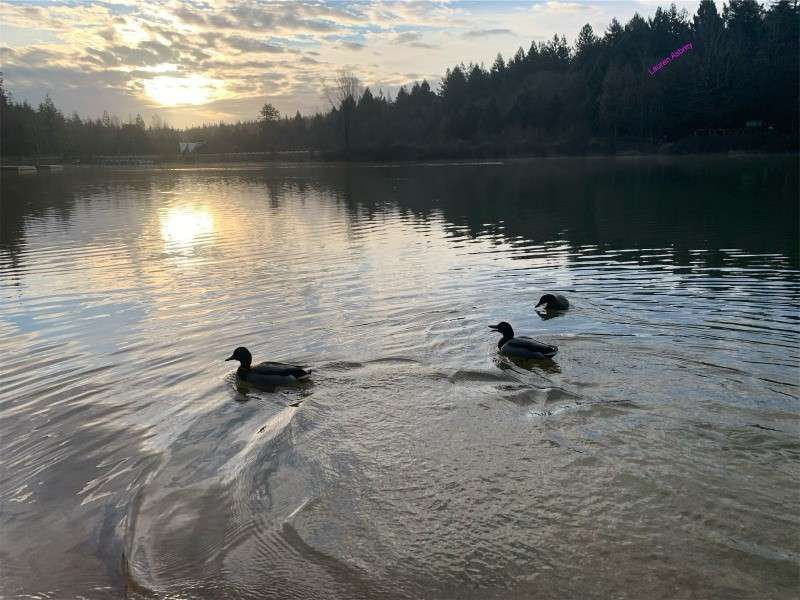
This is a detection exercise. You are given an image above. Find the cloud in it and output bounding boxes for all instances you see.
[106,42,178,67]
[4,64,131,93]
[172,6,206,27]
[8,47,66,67]
[461,28,515,39]
[338,40,365,50]
[393,31,438,49]
[173,3,350,34]
[82,47,122,68]
[224,35,288,54]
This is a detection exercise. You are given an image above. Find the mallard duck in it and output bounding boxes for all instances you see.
[225,347,312,386]
[488,322,558,359]
[535,293,569,311]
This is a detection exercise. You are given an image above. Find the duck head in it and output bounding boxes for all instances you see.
[535,294,557,309]
[488,322,515,338]
[225,346,252,368]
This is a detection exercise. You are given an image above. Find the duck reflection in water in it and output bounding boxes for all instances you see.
[495,354,561,374]
[232,377,308,406]
[536,310,564,321]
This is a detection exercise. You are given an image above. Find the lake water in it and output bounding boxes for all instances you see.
[1,157,798,599]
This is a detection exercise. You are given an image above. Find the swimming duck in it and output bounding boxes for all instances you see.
[535,293,569,311]
[225,347,312,386]
[489,322,558,359]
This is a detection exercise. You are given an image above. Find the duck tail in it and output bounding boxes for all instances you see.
[297,368,313,379]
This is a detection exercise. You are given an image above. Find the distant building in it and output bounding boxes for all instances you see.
[179,142,203,154]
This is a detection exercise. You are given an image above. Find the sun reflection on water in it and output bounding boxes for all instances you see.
[160,207,214,248]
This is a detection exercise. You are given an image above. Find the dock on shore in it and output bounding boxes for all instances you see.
[1,165,38,175]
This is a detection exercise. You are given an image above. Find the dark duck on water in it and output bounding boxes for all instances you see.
[489,322,558,359]
[535,293,569,311]
[225,347,312,386]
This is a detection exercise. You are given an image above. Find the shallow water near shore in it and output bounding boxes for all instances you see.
[1,157,798,599]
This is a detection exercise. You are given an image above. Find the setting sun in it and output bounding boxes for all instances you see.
[143,75,219,107]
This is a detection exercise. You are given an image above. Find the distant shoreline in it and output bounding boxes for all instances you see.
[3,125,797,171]
[4,151,796,174]
[3,133,797,168]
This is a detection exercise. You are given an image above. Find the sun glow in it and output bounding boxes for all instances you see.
[144,75,218,107]
[160,207,214,247]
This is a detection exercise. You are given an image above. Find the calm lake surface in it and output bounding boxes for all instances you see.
[1,157,798,599]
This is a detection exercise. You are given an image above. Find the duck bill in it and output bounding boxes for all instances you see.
[488,324,500,331]
[225,355,235,361]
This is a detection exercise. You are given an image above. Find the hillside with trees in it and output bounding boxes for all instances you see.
[1,0,797,162]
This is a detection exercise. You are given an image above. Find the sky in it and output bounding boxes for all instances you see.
[0,0,716,128]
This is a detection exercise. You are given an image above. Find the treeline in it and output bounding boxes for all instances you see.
[1,0,797,162]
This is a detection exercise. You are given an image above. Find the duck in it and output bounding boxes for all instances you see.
[535,293,569,311]
[488,322,558,359]
[225,347,312,386]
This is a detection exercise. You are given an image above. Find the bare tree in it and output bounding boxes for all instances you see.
[323,70,363,155]
[323,70,362,109]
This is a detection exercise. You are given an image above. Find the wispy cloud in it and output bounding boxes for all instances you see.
[394,31,438,49]
[224,35,288,54]
[338,40,366,50]
[461,28,514,39]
